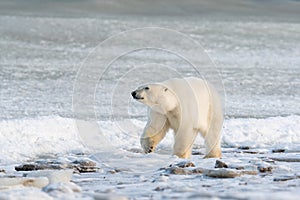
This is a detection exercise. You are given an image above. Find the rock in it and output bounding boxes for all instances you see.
[192,150,204,155]
[204,169,241,178]
[164,161,196,175]
[15,164,37,171]
[201,184,211,187]
[272,149,285,153]
[238,146,250,150]
[72,159,97,173]
[241,170,258,175]
[0,177,49,188]
[15,163,63,171]
[215,160,228,168]
[0,169,5,173]
[169,161,195,168]
[72,159,96,167]
[215,160,256,171]
[154,186,165,191]
[248,160,273,173]
[257,166,273,173]
[226,163,259,173]
[164,166,205,175]
[191,167,205,174]
[166,167,192,175]
[163,161,258,177]
[15,158,98,173]
[241,150,259,154]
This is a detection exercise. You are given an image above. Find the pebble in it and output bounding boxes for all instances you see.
[72,159,98,173]
[238,146,250,150]
[272,149,285,153]
[192,150,204,155]
[169,161,195,168]
[257,166,273,173]
[215,160,228,168]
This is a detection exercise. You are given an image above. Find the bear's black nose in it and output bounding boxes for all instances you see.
[131,91,136,98]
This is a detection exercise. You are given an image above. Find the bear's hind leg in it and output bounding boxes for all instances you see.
[204,89,223,159]
[204,141,222,158]
[203,119,222,158]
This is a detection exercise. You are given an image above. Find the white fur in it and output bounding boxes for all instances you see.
[132,77,223,158]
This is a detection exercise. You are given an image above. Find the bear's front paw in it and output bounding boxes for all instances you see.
[147,146,155,153]
[140,138,155,154]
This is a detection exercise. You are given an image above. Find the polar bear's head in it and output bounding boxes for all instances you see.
[131,84,178,114]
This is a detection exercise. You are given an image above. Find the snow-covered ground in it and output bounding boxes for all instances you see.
[0,116,300,199]
[0,0,300,199]
[1,115,299,165]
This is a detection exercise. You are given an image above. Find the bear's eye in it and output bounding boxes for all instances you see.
[144,87,150,90]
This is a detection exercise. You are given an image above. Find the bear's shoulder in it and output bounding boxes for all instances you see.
[161,77,204,91]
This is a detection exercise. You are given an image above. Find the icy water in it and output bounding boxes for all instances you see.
[0,0,300,199]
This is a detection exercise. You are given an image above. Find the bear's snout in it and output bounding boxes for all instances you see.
[131,90,144,100]
[131,91,137,98]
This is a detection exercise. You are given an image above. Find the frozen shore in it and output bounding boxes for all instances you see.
[0,116,299,199]
[1,115,300,165]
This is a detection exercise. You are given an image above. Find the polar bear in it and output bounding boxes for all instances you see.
[131,77,223,159]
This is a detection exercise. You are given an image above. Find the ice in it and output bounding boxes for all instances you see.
[0,177,49,189]
[223,115,300,148]
[1,116,299,198]
[0,0,300,199]
[0,116,86,164]
[27,169,73,184]
[2,115,297,165]
[42,182,81,196]
[0,188,52,200]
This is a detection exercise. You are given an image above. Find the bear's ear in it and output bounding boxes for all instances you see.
[164,88,168,92]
